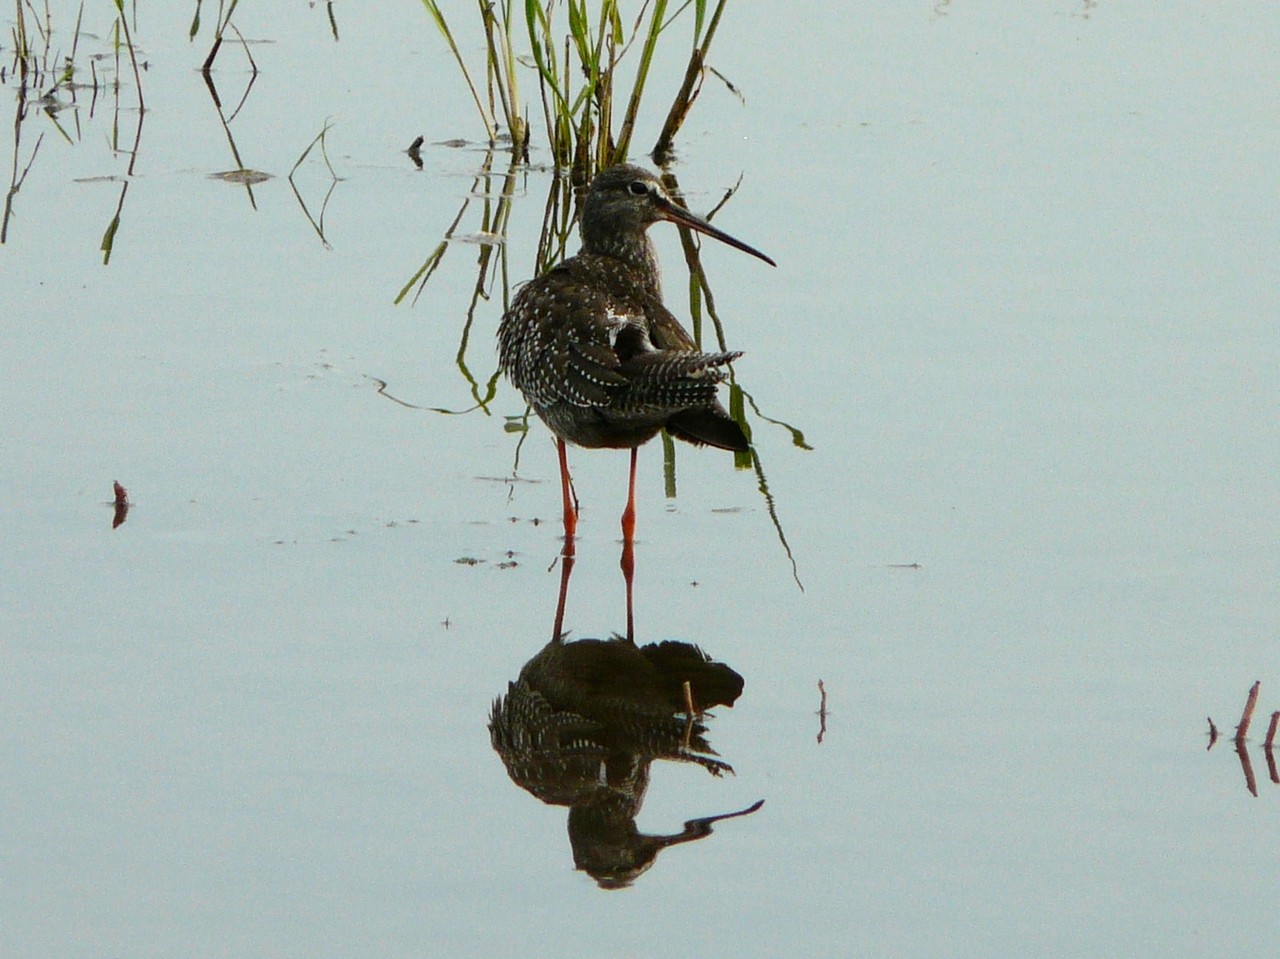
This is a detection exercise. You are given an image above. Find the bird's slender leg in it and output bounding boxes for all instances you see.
[557,438,578,551]
[621,446,639,544]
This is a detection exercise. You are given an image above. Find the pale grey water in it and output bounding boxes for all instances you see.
[4,3,1279,957]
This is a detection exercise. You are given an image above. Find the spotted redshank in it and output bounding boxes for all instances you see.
[498,164,775,544]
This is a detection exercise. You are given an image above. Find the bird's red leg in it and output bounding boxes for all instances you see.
[557,438,578,551]
[621,446,638,544]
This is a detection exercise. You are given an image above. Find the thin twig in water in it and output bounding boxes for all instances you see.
[816,679,828,744]
[202,0,241,75]
[1265,711,1280,750]
[1235,680,1260,744]
[653,0,729,162]
[111,480,130,529]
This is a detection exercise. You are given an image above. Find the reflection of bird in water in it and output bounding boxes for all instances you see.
[490,634,754,888]
[498,164,775,542]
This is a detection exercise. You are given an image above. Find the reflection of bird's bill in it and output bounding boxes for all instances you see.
[654,197,777,268]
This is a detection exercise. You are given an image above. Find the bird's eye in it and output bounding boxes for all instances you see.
[627,180,649,197]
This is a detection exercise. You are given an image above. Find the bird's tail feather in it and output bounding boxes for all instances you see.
[666,404,750,452]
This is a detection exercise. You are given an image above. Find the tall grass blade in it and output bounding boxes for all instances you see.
[419,1,497,141]
[612,0,666,164]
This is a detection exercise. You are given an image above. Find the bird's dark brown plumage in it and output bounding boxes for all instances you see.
[498,164,773,454]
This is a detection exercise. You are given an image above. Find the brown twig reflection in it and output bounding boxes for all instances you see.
[1235,738,1258,797]
[1208,683,1280,796]
[1264,712,1280,786]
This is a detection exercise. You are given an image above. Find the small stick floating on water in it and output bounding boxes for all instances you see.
[111,481,130,530]
[1235,680,1261,744]
[1264,711,1280,750]
[817,679,828,745]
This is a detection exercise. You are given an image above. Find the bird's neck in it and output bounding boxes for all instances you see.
[580,228,663,300]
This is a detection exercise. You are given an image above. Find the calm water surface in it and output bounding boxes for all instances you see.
[4,3,1278,957]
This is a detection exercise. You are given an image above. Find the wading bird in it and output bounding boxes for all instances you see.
[498,164,775,544]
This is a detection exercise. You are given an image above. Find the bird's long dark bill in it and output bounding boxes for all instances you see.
[656,198,777,267]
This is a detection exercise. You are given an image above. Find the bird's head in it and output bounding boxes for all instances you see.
[581,164,776,268]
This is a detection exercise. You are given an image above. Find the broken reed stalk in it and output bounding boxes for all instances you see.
[201,0,242,75]
[1265,711,1280,750]
[1235,680,1260,744]
[652,0,730,162]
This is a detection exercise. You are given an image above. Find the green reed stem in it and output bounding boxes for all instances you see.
[421,1,498,141]
[481,1,526,153]
[611,0,666,164]
[112,0,144,113]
